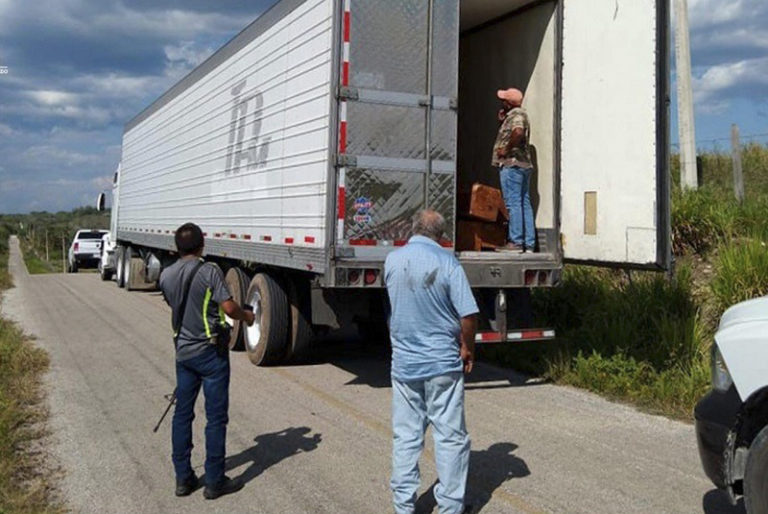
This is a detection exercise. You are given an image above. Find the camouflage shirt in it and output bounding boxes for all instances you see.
[491,107,532,169]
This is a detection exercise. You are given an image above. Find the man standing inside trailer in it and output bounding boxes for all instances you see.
[159,223,255,500]
[385,210,478,514]
[493,88,537,253]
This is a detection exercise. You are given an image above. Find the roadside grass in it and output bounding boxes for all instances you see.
[483,144,768,421]
[0,241,61,513]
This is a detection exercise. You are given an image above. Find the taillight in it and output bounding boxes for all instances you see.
[524,270,537,286]
[364,269,379,285]
[347,269,361,285]
[74,242,79,252]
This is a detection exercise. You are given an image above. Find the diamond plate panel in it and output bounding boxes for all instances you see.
[429,173,455,241]
[431,0,459,98]
[347,103,426,159]
[431,110,457,161]
[350,0,428,94]
[344,169,424,241]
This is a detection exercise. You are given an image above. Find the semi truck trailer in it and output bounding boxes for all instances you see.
[107,0,671,365]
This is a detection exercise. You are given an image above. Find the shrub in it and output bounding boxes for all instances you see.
[711,238,768,311]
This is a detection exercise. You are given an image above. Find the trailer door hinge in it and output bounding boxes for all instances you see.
[338,86,359,101]
[337,155,357,168]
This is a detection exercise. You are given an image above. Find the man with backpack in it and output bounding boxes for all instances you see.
[158,223,255,499]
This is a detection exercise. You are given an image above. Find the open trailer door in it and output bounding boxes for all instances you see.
[559,0,670,269]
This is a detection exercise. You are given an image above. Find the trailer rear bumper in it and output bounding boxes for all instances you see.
[459,254,562,288]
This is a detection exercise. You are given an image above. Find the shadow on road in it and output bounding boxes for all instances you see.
[312,336,545,391]
[702,489,745,514]
[414,442,530,513]
[200,427,322,486]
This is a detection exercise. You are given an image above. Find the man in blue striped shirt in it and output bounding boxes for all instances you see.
[385,210,478,514]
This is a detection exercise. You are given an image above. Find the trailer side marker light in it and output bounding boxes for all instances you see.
[349,239,376,246]
[243,235,252,240]
[261,235,272,242]
[305,236,315,244]
[285,237,294,244]
[230,234,237,239]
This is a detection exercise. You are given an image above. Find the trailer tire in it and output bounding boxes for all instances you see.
[244,273,289,366]
[745,425,768,513]
[99,262,113,281]
[69,261,78,273]
[224,267,249,351]
[115,247,126,288]
[286,277,313,363]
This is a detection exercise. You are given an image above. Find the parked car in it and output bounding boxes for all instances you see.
[67,229,108,273]
[97,232,117,281]
[695,296,768,512]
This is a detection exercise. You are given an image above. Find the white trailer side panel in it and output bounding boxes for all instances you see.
[119,0,334,265]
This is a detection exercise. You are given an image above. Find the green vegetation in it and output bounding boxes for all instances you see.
[483,143,768,420]
[0,228,61,512]
[0,207,110,274]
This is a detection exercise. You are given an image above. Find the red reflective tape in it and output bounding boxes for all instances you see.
[394,240,407,247]
[343,11,351,42]
[339,120,347,153]
[349,239,376,246]
[285,237,294,244]
[342,62,350,86]
[477,332,500,342]
[522,330,545,340]
[337,187,346,220]
[305,236,315,244]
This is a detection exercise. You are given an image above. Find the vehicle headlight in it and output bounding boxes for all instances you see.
[711,345,733,392]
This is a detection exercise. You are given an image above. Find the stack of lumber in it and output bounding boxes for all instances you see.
[456,183,508,251]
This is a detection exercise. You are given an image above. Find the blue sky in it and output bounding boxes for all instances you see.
[0,0,766,213]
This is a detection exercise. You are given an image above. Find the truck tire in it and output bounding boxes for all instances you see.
[122,247,135,290]
[224,267,249,351]
[99,263,113,281]
[745,424,768,513]
[244,273,289,366]
[115,247,126,288]
[286,277,313,363]
[70,260,79,273]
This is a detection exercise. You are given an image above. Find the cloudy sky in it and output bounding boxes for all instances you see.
[0,0,766,213]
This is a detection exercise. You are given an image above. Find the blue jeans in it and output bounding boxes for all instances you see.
[500,166,536,249]
[391,372,469,514]
[172,347,230,486]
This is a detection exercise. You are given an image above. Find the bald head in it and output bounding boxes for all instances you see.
[412,209,445,242]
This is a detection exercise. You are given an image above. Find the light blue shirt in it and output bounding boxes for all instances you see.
[385,235,479,382]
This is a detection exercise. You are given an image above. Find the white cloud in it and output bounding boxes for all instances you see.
[27,90,80,106]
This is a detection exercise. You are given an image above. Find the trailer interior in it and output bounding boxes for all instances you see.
[456,0,558,261]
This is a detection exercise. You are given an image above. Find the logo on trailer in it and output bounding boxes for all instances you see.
[353,197,372,225]
[225,79,271,174]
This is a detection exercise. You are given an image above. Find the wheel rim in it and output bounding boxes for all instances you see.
[245,290,263,352]
[124,255,131,286]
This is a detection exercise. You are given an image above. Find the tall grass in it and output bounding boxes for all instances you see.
[485,144,768,420]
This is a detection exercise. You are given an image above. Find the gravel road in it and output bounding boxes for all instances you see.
[2,236,743,513]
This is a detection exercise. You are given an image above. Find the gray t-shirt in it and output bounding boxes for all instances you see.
[159,258,232,361]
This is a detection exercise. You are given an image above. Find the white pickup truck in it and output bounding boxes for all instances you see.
[67,229,108,273]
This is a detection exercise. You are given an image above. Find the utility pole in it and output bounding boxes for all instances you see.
[61,236,66,272]
[45,230,49,262]
[731,123,745,203]
[674,0,698,190]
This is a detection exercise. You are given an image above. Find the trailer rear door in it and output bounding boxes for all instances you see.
[335,0,458,254]
[559,0,670,268]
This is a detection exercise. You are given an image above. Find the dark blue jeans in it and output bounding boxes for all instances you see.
[172,347,230,486]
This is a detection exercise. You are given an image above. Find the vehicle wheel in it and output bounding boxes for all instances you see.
[745,424,768,513]
[71,261,79,273]
[224,267,250,351]
[244,273,289,366]
[115,247,126,288]
[100,263,113,281]
[286,277,313,363]
[123,247,134,290]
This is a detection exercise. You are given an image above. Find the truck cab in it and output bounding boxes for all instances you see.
[695,296,768,511]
